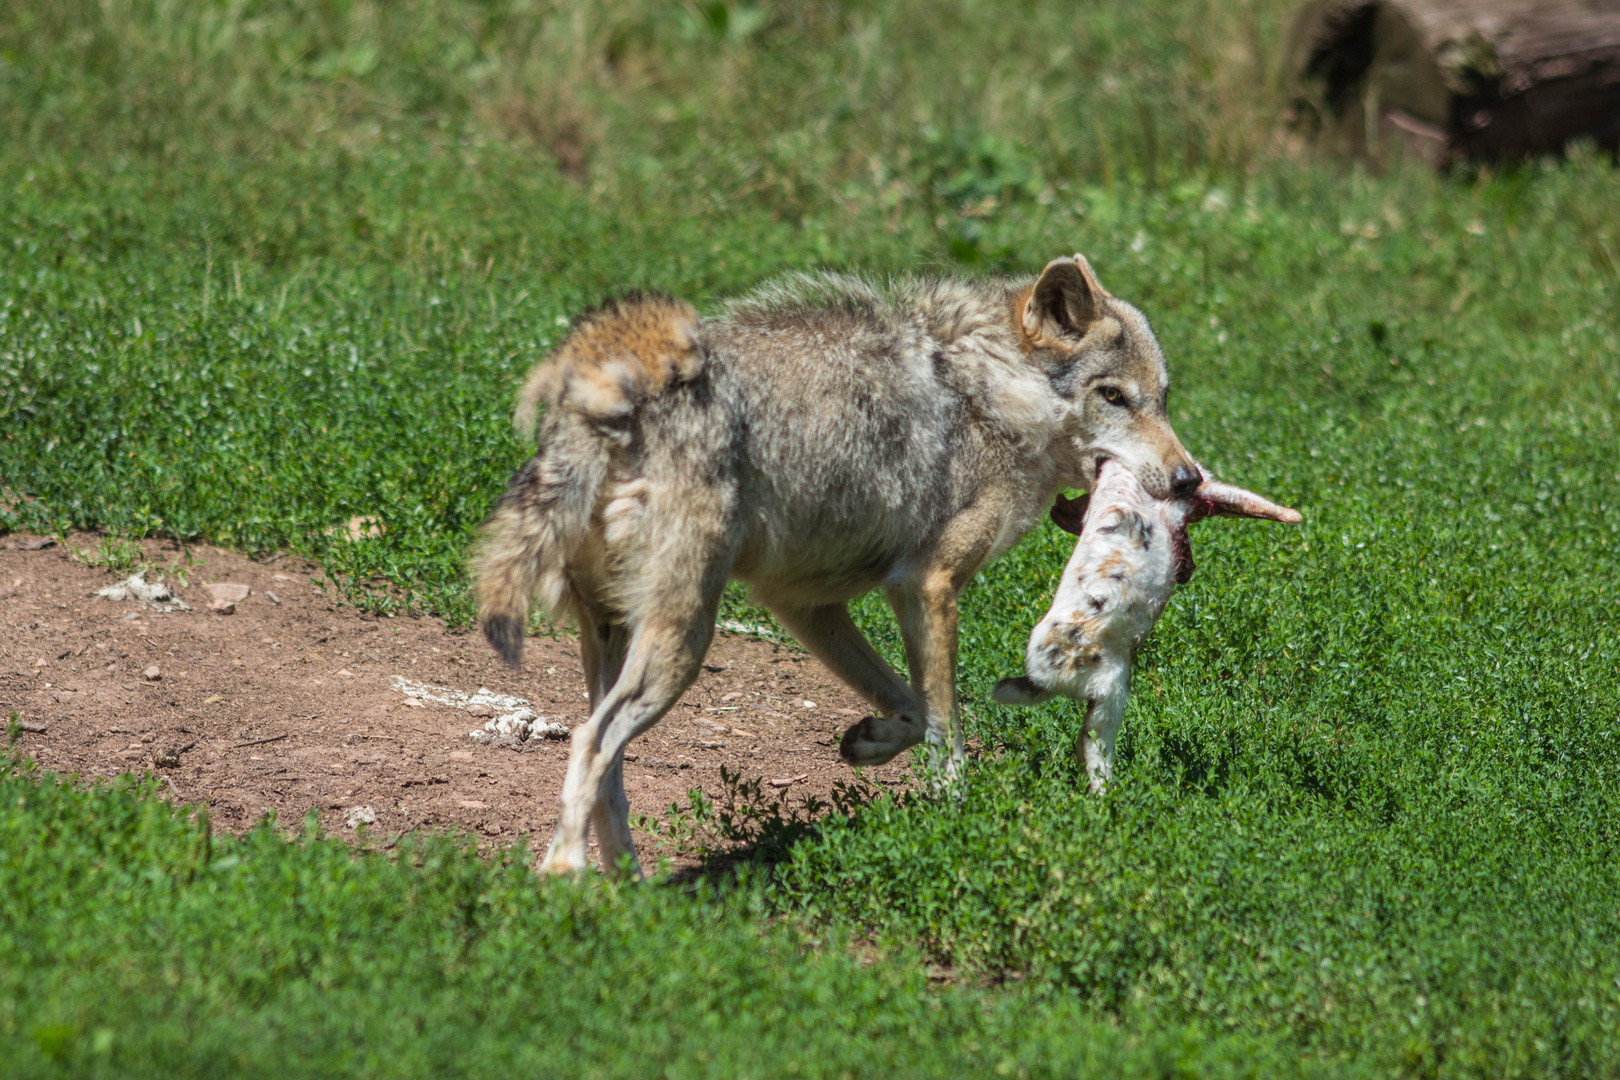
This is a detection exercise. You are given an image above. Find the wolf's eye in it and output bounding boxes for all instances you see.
[1099,386,1125,406]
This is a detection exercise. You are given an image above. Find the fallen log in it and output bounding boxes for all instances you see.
[1285,0,1620,166]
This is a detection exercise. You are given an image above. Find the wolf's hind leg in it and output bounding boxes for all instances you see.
[541,586,723,878]
[591,754,636,875]
[577,604,631,708]
[765,601,927,767]
[575,605,634,870]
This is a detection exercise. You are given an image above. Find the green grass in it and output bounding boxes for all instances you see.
[8,745,1352,1079]
[4,1,1620,1075]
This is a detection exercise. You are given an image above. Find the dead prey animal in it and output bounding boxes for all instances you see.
[993,460,1300,791]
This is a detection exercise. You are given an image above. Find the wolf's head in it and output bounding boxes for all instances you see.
[1016,255,1198,500]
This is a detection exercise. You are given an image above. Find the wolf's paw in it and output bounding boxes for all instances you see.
[838,714,925,766]
[537,844,589,877]
[598,851,645,882]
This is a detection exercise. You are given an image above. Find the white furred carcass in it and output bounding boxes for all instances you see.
[994,460,1300,791]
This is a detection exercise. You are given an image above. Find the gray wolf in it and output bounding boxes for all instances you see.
[993,461,1300,792]
[474,255,1201,876]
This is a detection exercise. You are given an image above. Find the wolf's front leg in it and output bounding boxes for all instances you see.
[763,600,929,766]
[887,577,966,783]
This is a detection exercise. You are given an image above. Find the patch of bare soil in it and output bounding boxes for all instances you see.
[0,533,913,866]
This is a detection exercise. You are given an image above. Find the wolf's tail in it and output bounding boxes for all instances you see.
[473,294,704,668]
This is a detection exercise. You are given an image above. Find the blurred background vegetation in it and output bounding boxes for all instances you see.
[6,0,1285,176]
[1,0,1292,252]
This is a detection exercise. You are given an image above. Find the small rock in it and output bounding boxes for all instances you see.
[768,773,810,789]
[720,691,744,702]
[801,700,817,709]
[458,800,490,810]
[336,668,355,677]
[466,702,495,718]
[266,590,281,605]
[344,806,378,829]
[32,657,47,668]
[401,697,424,708]
[695,718,729,735]
[143,665,162,681]
[17,537,56,551]
[201,582,250,614]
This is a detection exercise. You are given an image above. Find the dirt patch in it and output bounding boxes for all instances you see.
[0,534,914,866]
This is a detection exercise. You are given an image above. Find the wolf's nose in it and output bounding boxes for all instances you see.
[1169,465,1200,497]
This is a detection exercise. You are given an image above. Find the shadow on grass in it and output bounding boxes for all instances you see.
[639,765,899,888]
[1157,729,1239,798]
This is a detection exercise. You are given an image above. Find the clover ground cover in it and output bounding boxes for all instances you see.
[3,2,1619,1075]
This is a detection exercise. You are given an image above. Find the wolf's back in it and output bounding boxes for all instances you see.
[473,294,703,667]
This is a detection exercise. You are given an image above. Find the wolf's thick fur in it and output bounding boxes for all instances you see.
[474,256,1198,876]
[474,293,703,662]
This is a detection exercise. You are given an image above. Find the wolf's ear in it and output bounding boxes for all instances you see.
[1023,255,1108,345]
